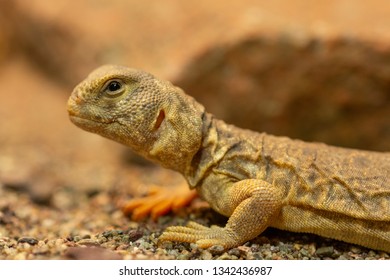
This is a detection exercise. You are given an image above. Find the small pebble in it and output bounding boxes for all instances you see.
[200,250,213,260]
[316,246,334,258]
[217,252,237,260]
[127,229,144,242]
[351,246,362,254]
[77,239,100,247]
[18,237,38,246]
[228,248,241,257]
[208,245,224,255]
[73,236,82,242]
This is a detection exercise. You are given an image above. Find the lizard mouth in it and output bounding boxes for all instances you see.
[68,115,101,127]
[67,100,116,126]
[68,115,121,138]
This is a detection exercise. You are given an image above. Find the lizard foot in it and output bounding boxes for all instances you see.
[159,221,238,249]
[122,184,197,221]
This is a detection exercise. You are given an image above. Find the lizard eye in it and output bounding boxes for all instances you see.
[102,79,124,97]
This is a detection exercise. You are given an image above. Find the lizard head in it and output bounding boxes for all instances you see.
[67,65,204,173]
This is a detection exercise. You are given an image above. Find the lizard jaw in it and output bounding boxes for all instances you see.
[68,115,108,132]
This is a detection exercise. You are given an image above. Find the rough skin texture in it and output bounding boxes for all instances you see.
[67,65,390,252]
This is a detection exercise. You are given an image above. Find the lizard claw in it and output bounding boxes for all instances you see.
[159,221,238,249]
[122,184,197,221]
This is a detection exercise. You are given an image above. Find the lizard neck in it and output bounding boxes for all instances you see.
[184,112,235,188]
[184,111,268,189]
[148,90,206,174]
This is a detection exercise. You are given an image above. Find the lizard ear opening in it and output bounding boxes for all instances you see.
[153,109,165,131]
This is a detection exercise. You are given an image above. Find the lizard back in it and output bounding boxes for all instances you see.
[260,134,390,222]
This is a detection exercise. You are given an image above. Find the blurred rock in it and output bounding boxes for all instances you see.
[175,35,390,151]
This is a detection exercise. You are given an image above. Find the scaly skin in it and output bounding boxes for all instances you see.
[67,65,390,251]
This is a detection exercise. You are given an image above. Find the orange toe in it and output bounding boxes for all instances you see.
[121,184,197,221]
[172,189,197,211]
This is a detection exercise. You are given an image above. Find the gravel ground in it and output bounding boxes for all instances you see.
[1,178,389,260]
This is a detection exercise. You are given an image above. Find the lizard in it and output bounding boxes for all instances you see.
[67,64,390,252]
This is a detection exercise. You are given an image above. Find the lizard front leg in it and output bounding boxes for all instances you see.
[159,179,284,249]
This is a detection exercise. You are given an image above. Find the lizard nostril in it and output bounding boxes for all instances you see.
[67,92,83,116]
[72,92,82,104]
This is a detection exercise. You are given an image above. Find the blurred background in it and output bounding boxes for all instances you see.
[0,0,389,259]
